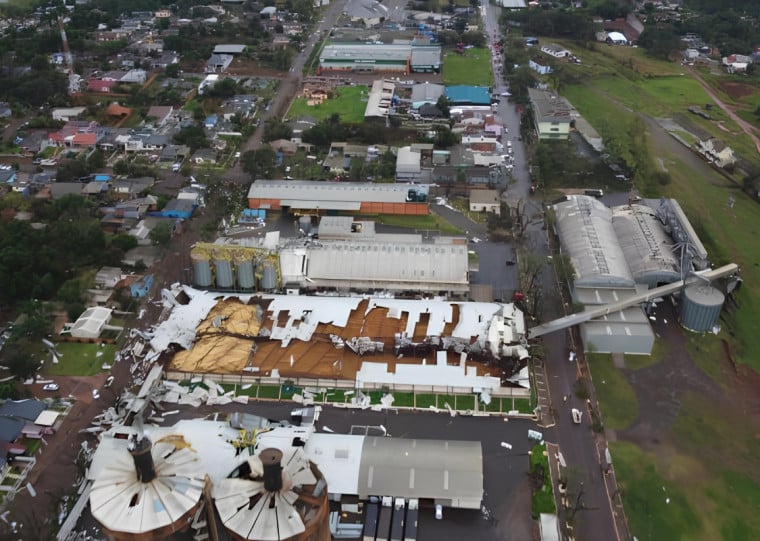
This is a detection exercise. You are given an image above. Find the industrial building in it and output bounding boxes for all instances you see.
[191,215,469,296]
[247,180,430,216]
[84,406,483,541]
[318,44,441,74]
[552,195,724,354]
[154,286,528,391]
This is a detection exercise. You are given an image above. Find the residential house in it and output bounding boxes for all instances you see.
[396,146,422,182]
[529,58,553,75]
[0,399,50,439]
[192,148,217,164]
[222,95,257,120]
[722,54,752,74]
[157,199,194,219]
[94,266,123,289]
[0,168,17,185]
[272,36,291,49]
[527,87,573,140]
[290,116,317,145]
[469,189,501,215]
[269,139,298,156]
[87,78,116,93]
[51,107,86,122]
[207,53,233,72]
[204,115,218,130]
[48,121,102,148]
[160,144,190,164]
[540,43,570,58]
[322,142,368,173]
[146,105,174,127]
[697,138,737,169]
[105,103,132,120]
[112,178,155,197]
[150,51,180,69]
[50,183,84,199]
[120,69,147,84]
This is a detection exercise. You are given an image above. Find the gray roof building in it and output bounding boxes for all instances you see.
[280,237,469,294]
[356,437,482,508]
[410,46,442,72]
[554,195,634,289]
[0,399,46,421]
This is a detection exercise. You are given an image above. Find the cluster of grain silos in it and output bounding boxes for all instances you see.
[191,244,281,291]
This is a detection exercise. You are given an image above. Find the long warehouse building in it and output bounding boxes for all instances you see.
[247,180,430,216]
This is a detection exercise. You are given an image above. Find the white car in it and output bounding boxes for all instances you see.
[92,389,100,399]
[42,383,59,391]
[500,91,512,97]
[435,504,443,520]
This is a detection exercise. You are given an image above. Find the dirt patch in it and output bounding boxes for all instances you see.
[720,82,756,100]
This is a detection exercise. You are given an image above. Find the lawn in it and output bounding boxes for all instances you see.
[609,441,703,541]
[561,43,758,164]
[45,342,116,376]
[286,86,368,124]
[375,213,463,234]
[442,48,493,86]
[587,354,638,430]
[624,338,668,371]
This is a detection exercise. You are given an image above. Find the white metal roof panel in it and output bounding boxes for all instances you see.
[305,433,365,496]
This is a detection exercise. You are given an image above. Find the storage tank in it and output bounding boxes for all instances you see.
[261,259,278,291]
[235,255,255,289]
[90,435,206,541]
[213,447,331,541]
[680,284,724,332]
[215,258,234,289]
[192,252,213,288]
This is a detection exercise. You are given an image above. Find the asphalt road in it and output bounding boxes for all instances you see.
[481,3,626,540]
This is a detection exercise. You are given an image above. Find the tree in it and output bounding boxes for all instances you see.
[241,148,277,180]
[165,63,180,78]
[149,221,173,247]
[5,346,38,382]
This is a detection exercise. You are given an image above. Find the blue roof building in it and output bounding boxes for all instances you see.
[444,85,491,106]
[155,198,195,219]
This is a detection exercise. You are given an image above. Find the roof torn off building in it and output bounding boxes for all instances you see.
[156,287,528,386]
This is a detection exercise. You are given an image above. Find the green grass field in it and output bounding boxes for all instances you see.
[286,86,368,124]
[375,213,463,234]
[611,393,760,541]
[45,342,116,376]
[588,354,638,430]
[443,47,493,86]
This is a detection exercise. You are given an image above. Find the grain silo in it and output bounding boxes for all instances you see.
[215,257,235,289]
[214,447,331,541]
[680,284,725,332]
[192,249,213,288]
[89,435,207,541]
[260,259,278,291]
[235,252,256,290]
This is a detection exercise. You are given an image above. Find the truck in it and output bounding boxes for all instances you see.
[363,500,379,541]
[376,496,393,541]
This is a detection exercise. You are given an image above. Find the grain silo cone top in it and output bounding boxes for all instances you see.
[89,435,206,535]
[213,447,320,540]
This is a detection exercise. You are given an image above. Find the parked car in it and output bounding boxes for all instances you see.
[435,504,443,520]
[42,383,59,391]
